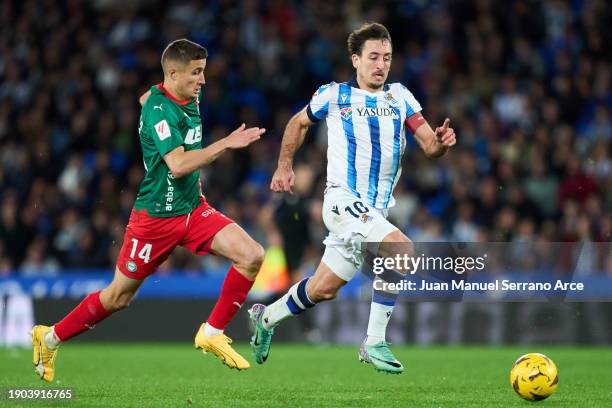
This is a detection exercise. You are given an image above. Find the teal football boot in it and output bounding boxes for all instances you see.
[358,339,404,374]
[248,304,274,364]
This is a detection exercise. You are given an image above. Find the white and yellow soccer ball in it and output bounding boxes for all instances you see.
[510,353,558,401]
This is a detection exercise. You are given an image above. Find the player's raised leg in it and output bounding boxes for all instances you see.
[31,267,143,382]
[191,221,264,370]
[32,202,180,382]
[250,254,349,364]
[359,230,413,374]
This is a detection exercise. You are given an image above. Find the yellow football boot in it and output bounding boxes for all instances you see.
[194,323,250,370]
[31,325,59,382]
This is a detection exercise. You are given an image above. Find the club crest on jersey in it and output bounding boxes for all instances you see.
[385,92,399,105]
[340,107,353,120]
[126,261,138,272]
[360,213,373,223]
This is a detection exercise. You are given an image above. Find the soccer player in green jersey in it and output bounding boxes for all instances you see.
[31,39,266,381]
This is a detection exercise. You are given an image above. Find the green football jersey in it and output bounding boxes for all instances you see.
[134,84,204,217]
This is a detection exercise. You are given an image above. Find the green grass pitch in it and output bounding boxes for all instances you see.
[2,344,611,407]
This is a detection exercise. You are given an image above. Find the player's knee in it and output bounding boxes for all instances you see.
[242,243,265,276]
[253,244,265,269]
[379,230,415,275]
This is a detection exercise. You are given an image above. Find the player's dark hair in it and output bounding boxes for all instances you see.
[161,39,207,70]
[347,22,392,56]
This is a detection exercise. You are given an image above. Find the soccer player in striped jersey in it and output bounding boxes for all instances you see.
[249,23,456,374]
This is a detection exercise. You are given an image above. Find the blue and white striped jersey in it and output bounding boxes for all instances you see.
[306,78,422,209]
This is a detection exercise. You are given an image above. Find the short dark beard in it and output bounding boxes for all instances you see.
[357,72,385,92]
[367,81,384,90]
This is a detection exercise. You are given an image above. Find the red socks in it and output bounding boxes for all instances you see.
[53,267,253,341]
[207,266,254,330]
[54,290,111,342]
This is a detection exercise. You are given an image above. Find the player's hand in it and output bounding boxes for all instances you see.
[225,123,265,149]
[270,164,295,194]
[434,118,456,147]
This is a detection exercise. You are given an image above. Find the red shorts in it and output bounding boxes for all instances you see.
[116,199,235,279]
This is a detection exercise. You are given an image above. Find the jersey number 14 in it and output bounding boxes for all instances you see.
[130,238,152,264]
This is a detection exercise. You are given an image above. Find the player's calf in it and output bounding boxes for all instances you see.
[29,276,138,382]
[306,276,341,302]
[53,289,112,342]
[30,290,111,382]
[258,262,344,330]
[194,266,255,370]
[249,263,346,363]
[248,274,341,366]
[99,289,136,312]
[261,277,316,329]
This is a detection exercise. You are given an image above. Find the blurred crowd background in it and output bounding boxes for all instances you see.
[0,0,610,279]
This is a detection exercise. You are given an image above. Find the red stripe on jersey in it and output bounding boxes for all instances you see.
[156,82,191,106]
[406,112,426,133]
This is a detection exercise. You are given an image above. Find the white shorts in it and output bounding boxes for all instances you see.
[321,186,398,281]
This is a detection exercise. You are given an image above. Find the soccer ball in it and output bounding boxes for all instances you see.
[510,353,558,401]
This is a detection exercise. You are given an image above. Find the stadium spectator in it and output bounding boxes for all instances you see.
[0,0,610,275]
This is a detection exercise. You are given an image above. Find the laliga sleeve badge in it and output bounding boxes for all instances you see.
[126,261,138,272]
[154,119,171,141]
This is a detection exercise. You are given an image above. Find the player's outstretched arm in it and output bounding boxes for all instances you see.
[270,107,313,193]
[412,116,456,158]
[164,123,265,178]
